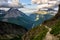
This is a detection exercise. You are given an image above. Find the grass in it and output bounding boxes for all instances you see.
[43,17,60,36]
[22,25,48,40]
[50,19,60,35]
[31,28,48,40]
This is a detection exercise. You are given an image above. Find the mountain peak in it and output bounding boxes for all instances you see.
[4,8,24,18]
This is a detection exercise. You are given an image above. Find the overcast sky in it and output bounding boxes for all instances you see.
[20,0,60,8]
[0,0,60,9]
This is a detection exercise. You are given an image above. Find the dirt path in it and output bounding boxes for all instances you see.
[43,25,59,40]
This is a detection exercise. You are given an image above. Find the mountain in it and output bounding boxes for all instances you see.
[0,10,7,17]
[0,10,7,20]
[0,8,56,30]
[0,21,27,40]
[2,8,34,30]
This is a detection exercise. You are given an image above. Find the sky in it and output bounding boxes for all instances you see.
[20,0,60,9]
[20,0,37,9]
[20,0,31,5]
[0,0,60,9]
[0,0,59,14]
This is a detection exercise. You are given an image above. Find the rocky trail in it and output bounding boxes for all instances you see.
[43,25,59,40]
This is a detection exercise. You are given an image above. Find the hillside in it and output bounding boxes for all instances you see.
[0,21,27,40]
[22,25,48,40]
[22,5,60,40]
[22,18,60,40]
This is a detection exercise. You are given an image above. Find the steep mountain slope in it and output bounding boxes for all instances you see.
[22,25,48,40]
[0,8,34,30]
[0,21,27,40]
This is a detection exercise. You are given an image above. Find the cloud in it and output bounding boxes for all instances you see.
[31,0,60,4]
[0,0,24,8]
[31,0,48,4]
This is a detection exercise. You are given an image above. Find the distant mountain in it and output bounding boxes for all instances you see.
[0,10,6,15]
[2,8,34,30]
[0,10,7,20]
[0,8,55,30]
[0,9,28,40]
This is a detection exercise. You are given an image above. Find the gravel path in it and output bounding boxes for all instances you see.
[43,25,59,40]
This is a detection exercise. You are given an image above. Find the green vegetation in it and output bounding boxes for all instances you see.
[50,19,60,35]
[22,25,48,40]
[43,17,60,35]
[31,28,48,40]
